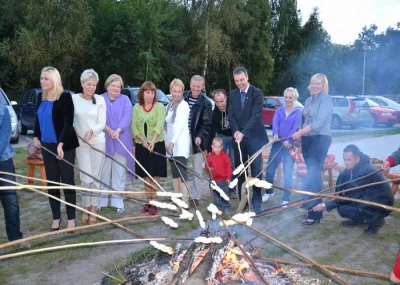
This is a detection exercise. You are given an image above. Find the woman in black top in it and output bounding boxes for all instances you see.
[33,66,79,231]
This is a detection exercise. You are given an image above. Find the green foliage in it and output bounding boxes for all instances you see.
[0,0,399,97]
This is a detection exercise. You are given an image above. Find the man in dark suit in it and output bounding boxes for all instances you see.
[228,67,269,213]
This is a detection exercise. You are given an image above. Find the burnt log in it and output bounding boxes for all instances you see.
[169,229,211,285]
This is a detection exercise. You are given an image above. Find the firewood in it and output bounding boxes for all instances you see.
[169,229,211,285]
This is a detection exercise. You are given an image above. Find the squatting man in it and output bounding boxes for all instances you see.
[312,144,393,234]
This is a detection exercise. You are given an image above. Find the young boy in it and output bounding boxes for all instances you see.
[206,137,232,213]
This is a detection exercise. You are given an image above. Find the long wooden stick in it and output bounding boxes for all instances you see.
[0,238,172,261]
[27,139,145,206]
[0,216,160,250]
[0,183,147,195]
[0,177,144,238]
[220,218,269,285]
[255,256,390,280]
[236,142,252,213]
[1,171,148,205]
[75,135,158,191]
[234,219,350,285]
[116,138,166,192]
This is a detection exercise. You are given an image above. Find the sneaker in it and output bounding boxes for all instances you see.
[262,193,274,202]
[364,219,385,234]
[281,201,289,208]
[341,220,365,227]
[117,208,124,214]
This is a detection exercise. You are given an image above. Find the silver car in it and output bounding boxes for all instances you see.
[0,88,19,143]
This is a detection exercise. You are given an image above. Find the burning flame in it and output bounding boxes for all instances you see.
[215,246,257,282]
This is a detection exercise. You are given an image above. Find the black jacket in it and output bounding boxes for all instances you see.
[183,91,212,154]
[326,153,393,213]
[207,104,232,151]
[34,91,79,151]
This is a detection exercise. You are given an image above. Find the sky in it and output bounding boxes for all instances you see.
[297,0,400,45]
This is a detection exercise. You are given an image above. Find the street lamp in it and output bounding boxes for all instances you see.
[362,46,368,95]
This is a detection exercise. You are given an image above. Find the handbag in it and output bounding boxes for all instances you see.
[27,142,43,160]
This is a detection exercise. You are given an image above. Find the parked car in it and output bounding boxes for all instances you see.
[0,88,19,143]
[121,87,170,106]
[352,97,400,127]
[167,93,215,109]
[19,88,74,135]
[262,96,303,126]
[358,95,400,111]
[331,96,372,129]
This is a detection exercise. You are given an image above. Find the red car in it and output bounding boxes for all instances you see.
[262,96,303,126]
[352,98,400,127]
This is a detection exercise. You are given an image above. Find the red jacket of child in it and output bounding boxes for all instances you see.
[206,151,232,182]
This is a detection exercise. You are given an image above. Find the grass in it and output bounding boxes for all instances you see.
[2,133,400,284]
[332,126,400,141]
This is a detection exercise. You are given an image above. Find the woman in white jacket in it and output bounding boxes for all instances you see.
[165,79,191,204]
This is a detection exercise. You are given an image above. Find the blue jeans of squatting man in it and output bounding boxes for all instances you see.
[213,181,231,213]
[0,158,23,241]
[265,142,295,201]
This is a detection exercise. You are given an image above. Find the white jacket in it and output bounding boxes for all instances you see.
[164,101,190,158]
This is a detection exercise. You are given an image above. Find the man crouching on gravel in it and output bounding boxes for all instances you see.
[312,144,393,234]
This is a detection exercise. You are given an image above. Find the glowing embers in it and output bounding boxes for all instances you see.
[215,244,258,283]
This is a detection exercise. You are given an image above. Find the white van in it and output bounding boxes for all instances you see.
[0,88,19,143]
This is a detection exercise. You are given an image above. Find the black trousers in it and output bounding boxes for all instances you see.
[337,203,391,225]
[42,143,76,220]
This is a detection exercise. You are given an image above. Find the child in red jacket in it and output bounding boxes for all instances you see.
[206,137,232,213]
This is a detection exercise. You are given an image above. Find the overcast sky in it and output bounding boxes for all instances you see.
[297,0,400,45]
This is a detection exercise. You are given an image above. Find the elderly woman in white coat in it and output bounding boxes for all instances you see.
[165,79,191,204]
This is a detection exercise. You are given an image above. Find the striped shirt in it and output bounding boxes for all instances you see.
[188,95,198,132]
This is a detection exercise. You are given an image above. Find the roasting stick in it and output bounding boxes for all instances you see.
[258,164,385,216]
[233,219,350,285]
[152,150,205,181]
[0,184,147,195]
[219,217,269,285]
[116,137,166,192]
[235,142,252,213]
[0,177,144,238]
[198,145,215,204]
[28,137,157,192]
[25,138,146,206]
[0,171,148,205]
[256,256,390,280]
[0,237,192,261]
[0,216,160,250]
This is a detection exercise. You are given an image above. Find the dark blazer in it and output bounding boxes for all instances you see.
[183,90,212,154]
[228,84,268,143]
[34,91,79,151]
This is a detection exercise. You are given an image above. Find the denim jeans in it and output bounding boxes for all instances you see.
[0,158,23,241]
[301,135,331,217]
[216,133,235,171]
[265,142,295,201]
[213,181,231,213]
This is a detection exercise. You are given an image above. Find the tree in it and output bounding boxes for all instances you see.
[1,0,92,93]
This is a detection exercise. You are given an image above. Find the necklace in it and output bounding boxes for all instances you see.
[143,102,155,112]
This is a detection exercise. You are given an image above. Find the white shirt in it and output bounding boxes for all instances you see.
[72,94,106,145]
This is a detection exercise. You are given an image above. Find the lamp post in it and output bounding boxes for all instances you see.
[362,46,368,95]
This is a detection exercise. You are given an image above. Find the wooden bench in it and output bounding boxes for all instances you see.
[294,162,338,189]
[23,158,47,186]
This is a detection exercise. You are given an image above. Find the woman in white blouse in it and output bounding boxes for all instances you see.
[164,79,191,204]
[72,69,106,224]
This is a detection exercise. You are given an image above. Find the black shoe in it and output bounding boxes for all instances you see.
[341,220,365,227]
[364,219,385,234]
[303,219,321,225]
[50,218,62,232]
